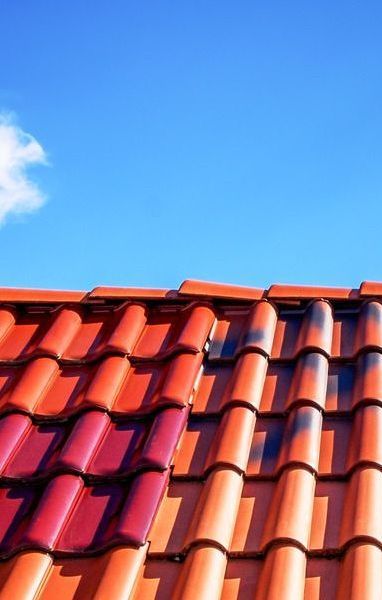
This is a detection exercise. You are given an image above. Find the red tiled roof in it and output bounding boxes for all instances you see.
[0,279,382,597]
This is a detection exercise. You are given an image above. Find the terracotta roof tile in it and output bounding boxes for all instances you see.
[267,284,357,300]
[2,279,382,596]
[89,286,174,299]
[179,279,265,301]
[360,281,382,296]
[0,288,87,303]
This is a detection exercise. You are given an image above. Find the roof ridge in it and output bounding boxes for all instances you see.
[0,279,380,303]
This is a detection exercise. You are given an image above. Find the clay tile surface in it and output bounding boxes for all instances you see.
[267,284,357,300]
[2,280,382,598]
[89,286,174,299]
[179,279,265,301]
[360,281,382,296]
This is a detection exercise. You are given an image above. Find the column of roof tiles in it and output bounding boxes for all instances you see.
[145,304,265,595]
[178,298,326,599]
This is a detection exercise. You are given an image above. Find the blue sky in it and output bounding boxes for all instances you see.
[0,2,381,291]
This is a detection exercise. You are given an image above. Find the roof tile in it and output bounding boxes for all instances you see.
[0,288,87,303]
[1,280,382,597]
[89,286,172,299]
[179,279,264,301]
[267,284,356,300]
[360,281,382,296]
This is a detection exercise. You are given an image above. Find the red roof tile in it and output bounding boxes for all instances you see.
[89,286,174,299]
[179,279,265,300]
[267,284,358,300]
[2,279,382,597]
[0,288,87,303]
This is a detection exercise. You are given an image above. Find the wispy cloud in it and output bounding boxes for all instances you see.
[0,113,47,224]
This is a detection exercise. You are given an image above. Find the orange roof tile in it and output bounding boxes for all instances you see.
[1,279,382,597]
[89,286,175,299]
[179,279,265,300]
[267,283,358,300]
[0,287,87,303]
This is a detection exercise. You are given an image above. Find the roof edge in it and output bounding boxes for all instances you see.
[0,288,87,303]
[360,281,382,296]
[1,280,380,304]
[179,279,265,300]
[267,284,359,300]
[89,286,177,300]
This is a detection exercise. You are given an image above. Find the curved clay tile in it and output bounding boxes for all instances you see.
[172,546,227,600]
[339,467,382,549]
[3,358,59,414]
[0,551,52,600]
[184,468,243,552]
[260,467,316,552]
[83,355,131,412]
[352,352,382,408]
[231,468,315,553]
[296,300,334,358]
[354,301,382,354]
[0,308,16,349]
[254,545,307,600]
[335,542,382,600]
[204,406,256,474]
[102,302,148,355]
[237,301,278,357]
[0,309,48,362]
[345,405,382,472]
[275,406,322,475]
[287,352,329,410]
[222,352,268,412]
[37,307,83,358]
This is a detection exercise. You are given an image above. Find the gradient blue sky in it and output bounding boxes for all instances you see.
[0,2,381,291]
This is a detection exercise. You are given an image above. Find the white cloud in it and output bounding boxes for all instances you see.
[0,114,47,224]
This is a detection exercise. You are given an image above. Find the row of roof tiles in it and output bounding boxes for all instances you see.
[0,542,378,600]
[4,297,382,364]
[0,470,166,556]
[2,349,382,418]
[1,404,382,481]
[3,279,382,303]
[0,354,202,417]
[150,464,382,555]
[1,462,382,557]
[1,406,382,556]
[174,404,382,479]
[0,303,213,362]
[0,408,187,480]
